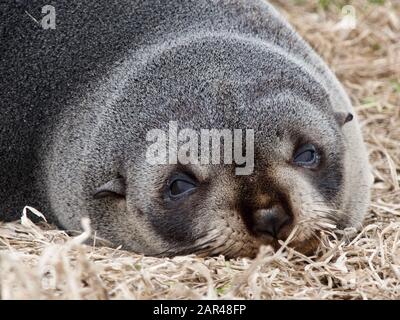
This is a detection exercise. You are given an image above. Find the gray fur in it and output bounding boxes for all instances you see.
[0,0,372,256]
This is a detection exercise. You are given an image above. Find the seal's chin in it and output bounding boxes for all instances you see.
[287,237,322,256]
[248,224,323,258]
[184,230,321,259]
[242,237,320,259]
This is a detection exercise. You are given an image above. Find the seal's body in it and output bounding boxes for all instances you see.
[0,0,372,257]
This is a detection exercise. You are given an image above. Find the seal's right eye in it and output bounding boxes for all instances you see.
[168,173,197,199]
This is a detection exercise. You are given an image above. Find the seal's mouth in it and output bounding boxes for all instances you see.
[152,218,326,259]
[234,218,328,258]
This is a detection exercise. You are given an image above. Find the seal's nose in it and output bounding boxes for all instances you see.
[253,205,290,238]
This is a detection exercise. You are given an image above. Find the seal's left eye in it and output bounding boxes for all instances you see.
[168,174,197,198]
[293,143,320,168]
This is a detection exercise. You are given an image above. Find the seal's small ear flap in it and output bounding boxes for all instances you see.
[335,112,354,127]
[93,177,126,199]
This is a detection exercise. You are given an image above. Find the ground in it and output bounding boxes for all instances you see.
[0,0,399,299]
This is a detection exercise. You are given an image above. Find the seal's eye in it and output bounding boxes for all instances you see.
[168,173,197,198]
[293,143,320,168]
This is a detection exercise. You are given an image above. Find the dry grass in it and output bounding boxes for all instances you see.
[1,0,399,300]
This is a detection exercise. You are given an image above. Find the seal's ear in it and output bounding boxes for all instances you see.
[335,112,354,127]
[93,177,126,199]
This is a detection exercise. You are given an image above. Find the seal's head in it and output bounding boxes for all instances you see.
[92,96,355,258]
[48,35,371,258]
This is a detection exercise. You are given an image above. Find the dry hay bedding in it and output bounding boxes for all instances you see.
[0,0,399,300]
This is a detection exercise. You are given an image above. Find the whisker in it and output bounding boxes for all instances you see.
[153,228,221,257]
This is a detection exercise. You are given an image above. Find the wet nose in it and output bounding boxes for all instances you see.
[253,205,291,238]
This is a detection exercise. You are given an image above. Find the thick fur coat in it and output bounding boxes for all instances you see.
[0,0,372,256]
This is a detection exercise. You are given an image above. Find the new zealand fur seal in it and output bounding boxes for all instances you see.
[0,0,372,257]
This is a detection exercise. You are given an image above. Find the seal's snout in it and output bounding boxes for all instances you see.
[253,205,291,238]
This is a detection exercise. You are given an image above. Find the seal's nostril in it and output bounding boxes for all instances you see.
[253,205,290,238]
